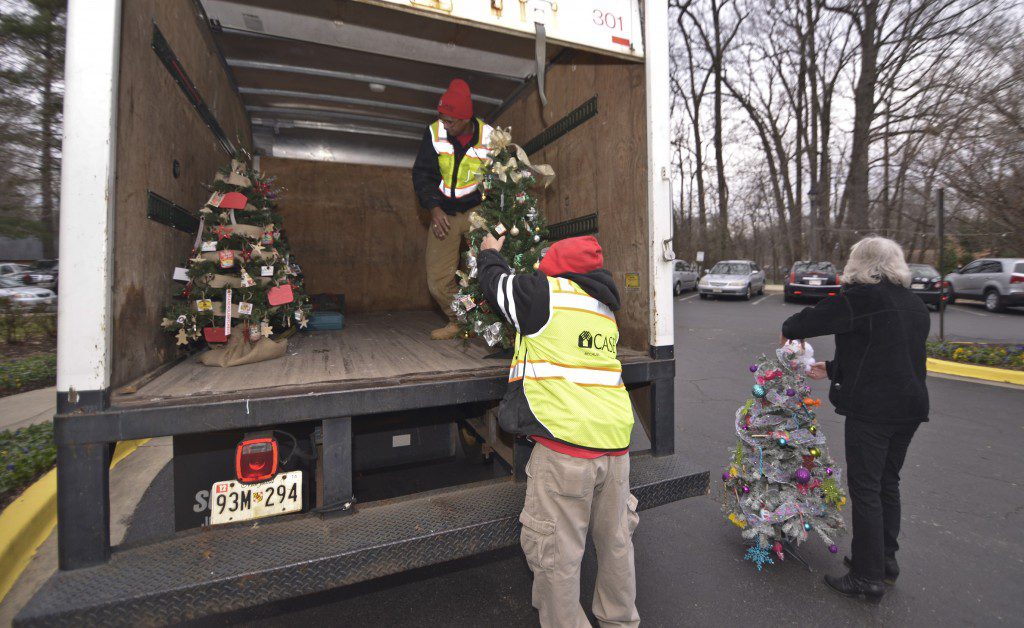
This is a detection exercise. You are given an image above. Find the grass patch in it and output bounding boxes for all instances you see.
[0,353,57,397]
[927,342,1024,371]
[1,422,56,509]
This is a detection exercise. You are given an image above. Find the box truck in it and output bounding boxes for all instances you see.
[17,0,708,624]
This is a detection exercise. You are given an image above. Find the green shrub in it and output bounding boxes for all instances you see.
[0,353,57,391]
[0,422,57,506]
[927,342,1024,371]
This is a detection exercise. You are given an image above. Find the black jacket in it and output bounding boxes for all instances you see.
[411,119,484,215]
[478,249,625,447]
[781,280,930,423]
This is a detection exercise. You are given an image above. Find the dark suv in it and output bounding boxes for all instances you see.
[784,261,841,302]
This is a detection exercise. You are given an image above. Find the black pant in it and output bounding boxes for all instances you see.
[844,417,920,582]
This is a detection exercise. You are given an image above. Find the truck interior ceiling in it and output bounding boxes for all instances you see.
[115,0,651,406]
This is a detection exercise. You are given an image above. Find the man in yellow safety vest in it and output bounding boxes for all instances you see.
[412,79,494,339]
[478,232,640,628]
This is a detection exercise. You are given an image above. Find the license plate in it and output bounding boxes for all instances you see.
[808,279,823,286]
[713,288,723,293]
[210,471,303,525]
[911,283,924,290]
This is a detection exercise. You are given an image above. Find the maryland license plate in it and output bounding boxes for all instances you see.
[209,471,303,526]
[808,279,823,286]
[911,283,925,290]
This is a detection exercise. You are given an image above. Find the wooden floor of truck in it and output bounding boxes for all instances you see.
[115,310,647,406]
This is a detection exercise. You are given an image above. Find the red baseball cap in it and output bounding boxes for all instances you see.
[438,79,473,120]
[538,236,604,276]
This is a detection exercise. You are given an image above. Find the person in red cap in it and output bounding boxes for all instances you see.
[412,79,494,339]
[477,232,641,628]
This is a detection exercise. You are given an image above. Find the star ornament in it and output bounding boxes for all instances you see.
[260,320,273,338]
[249,241,265,257]
[213,225,234,240]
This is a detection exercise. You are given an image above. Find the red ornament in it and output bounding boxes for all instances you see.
[203,327,228,343]
[214,225,234,240]
[802,455,817,470]
[773,542,785,561]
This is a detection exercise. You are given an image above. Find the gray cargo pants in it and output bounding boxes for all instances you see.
[520,444,640,627]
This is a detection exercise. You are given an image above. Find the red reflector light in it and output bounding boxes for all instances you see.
[236,437,278,483]
[828,292,836,296]
[794,290,802,295]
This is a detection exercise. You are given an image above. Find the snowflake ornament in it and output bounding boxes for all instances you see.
[744,544,775,572]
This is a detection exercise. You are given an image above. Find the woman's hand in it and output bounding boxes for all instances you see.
[481,233,505,252]
[807,361,828,380]
[779,334,805,349]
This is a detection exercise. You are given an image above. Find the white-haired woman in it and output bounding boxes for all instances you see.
[781,236,930,602]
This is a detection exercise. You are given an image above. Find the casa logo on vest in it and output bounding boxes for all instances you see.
[578,330,617,355]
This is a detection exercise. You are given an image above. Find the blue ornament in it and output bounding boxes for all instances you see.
[744,545,775,572]
[778,438,788,446]
[804,522,812,531]
[752,384,766,398]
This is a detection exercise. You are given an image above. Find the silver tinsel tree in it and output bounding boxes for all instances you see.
[723,342,847,569]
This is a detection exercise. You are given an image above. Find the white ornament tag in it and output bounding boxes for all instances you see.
[238,301,253,315]
[173,267,189,282]
[261,265,275,277]
[201,241,217,252]
[224,289,233,336]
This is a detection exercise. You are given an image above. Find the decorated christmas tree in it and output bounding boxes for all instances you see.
[161,155,311,366]
[723,341,847,570]
[451,128,554,347]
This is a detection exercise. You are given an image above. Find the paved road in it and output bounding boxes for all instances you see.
[200,295,1023,627]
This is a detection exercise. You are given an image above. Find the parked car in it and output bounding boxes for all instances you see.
[698,260,766,300]
[945,258,1024,312]
[21,259,58,291]
[0,262,28,281]
[673,260,699,295]
[784,261,841,302]
[0,276,57,307]
[906,263,949,310]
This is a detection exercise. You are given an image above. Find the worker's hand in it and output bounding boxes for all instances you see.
[481,233,505,252]
[807,362,828,380]
[430,207,450,240]
[779,334,804,349]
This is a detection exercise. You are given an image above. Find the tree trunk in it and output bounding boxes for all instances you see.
[712,0,730,257]
[39,17,58,259]
[842,0,879,250]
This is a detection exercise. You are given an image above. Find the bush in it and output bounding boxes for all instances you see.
[927,341,1024,371]
[0,297,27,344]
[0,422,57,507]
[0,353,57,392]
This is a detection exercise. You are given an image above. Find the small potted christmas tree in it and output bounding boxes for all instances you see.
[723,341,847,570]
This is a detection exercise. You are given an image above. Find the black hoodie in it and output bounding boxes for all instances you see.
[477,248,623,442]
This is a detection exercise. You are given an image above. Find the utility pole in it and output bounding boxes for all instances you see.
[937,188,945,341]
[808,184,818,261]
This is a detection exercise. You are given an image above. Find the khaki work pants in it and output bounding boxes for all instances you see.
[425,209,472,322]
[520,444,640,628]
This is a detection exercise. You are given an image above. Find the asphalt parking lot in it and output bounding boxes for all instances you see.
[193,292,1023,627]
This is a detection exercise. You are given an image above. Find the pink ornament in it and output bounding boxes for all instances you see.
[757,376,766,385]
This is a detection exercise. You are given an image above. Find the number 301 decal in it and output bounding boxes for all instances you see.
[593,9,625,31]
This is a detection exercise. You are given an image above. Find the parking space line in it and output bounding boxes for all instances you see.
[679,293,700,302]
[952,305,989,317]
[752,294,775,305]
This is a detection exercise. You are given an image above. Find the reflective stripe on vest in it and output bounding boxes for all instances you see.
[509,276,633,450]
[430,119,493,199]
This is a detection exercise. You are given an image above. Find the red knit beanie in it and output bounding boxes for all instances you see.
[438,79,473,120]
[538,236,604,276]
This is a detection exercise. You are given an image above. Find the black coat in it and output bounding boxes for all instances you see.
[782,280,930,423]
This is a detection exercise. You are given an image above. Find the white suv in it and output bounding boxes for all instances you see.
[946,258,1024,312]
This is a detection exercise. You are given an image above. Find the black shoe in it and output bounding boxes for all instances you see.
[843,555,899,584]
[824,571,885,602]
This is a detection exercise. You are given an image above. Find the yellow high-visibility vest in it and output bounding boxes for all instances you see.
[508,276,634,450]
[429,118,493,199]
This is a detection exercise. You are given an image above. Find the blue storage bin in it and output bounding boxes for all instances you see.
[307,311,344,331]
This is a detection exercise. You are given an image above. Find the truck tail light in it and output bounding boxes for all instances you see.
[236,437,278,483]
[1011,274,1024,284]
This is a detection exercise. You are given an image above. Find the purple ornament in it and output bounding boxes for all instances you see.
[749,365,758,373]
[826,467,834,476]
[743,424,750,430]
[786,388,796,397]
[722,471,731,482]
[742,485,750,494]
[828,544,839,554]
[793,468,812,485]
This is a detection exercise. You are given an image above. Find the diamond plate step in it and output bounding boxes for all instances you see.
[15,455,708,627]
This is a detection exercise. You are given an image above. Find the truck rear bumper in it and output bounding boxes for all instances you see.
[15,454,707,627]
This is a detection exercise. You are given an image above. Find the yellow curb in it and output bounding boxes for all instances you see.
[0,438,150,604]
[927,358,1024,386]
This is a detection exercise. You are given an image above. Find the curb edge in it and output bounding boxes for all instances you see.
[926,358,1024,386]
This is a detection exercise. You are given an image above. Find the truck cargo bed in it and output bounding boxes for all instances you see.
[115,310,648,407]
